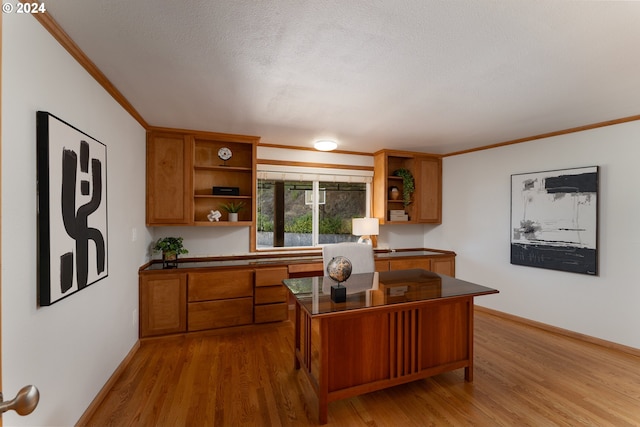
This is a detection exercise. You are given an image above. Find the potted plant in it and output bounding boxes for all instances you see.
[153,237,188,268]
[220,201,245,222]
[393,168,415,207]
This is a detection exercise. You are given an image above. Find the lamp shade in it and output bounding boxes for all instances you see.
[352,217,379,236]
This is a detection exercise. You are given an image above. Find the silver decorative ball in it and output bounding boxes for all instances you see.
[326,256,352,283]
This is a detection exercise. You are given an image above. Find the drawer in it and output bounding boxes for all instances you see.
[255,285,287,305]
[288,262,324,278]
[188,270,253,302]
[188,297,253,331]
[254,302,288,324]
[255,267,288,287]
[389,258,431,271]
[375,260,389,272]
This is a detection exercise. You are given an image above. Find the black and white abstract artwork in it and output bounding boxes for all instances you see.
[37,111,108,306]
[510,166,598,275]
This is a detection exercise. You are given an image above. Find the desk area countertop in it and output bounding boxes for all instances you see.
[140,248,454,271]
[283,269,498,315]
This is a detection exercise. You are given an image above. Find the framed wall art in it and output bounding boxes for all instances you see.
[37,111,109,306]
[510,166,598,275]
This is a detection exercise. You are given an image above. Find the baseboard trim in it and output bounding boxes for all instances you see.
[75,340,141,427]
[475,306,640,358]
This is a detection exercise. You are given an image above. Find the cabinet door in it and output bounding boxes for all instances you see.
[430,256,455,277]
[416,155,442,223]
[146,132,193,225]
[139,273,187,337]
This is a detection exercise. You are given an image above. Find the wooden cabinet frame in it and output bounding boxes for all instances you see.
[373,149,442,224]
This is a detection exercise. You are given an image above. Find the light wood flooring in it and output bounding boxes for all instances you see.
[81,309,640,426]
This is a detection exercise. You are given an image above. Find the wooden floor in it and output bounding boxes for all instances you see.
[81,309,640,426]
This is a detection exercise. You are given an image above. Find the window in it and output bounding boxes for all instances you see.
[256,166,372,249]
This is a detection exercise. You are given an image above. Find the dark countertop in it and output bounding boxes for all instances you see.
[141,248,455,271]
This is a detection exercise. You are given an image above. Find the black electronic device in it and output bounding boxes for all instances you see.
[212,186,240,196]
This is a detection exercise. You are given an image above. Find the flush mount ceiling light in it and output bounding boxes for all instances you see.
[314,139,338,151]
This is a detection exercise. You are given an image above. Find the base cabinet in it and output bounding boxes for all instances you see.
[187,270,254,331]
[139,273,187,338]
[254,267,289,323]
[388,255,455,276]
[139,251,455,337]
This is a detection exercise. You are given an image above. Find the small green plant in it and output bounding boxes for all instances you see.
[393,168,415,207]
[153,237,189,256]
[220,201,246,213]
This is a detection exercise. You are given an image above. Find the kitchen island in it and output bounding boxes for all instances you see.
[283,269,498,424]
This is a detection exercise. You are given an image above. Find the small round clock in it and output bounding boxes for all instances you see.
[218,147,232,162]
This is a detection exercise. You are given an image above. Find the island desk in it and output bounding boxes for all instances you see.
[283,269,499,424]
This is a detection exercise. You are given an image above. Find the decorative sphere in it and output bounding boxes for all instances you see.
[326,256,352,283]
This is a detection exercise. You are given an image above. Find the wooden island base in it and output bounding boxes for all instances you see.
[285,270,498,424]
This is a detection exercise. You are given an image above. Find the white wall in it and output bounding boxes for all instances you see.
[431,121,640,349]
[2,15,149,426]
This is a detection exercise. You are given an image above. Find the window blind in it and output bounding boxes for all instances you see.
[257,164,373,183]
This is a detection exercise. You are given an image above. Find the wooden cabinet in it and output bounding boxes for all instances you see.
[430,256,455,276]
[138,250,455,338]
[146,132,193,225]
[146,128,259,227]
[192,134,257,225]
[416,155,442,223]
[187,270,254,331]
[254,267,289,323]
[373,150,442,224]
[139,272,187,337]
[389,255,455,276]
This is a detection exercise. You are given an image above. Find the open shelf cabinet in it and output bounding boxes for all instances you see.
[373,149,442,224]
[192,136,257,225]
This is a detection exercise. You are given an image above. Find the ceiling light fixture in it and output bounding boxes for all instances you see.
[314,139,338,151]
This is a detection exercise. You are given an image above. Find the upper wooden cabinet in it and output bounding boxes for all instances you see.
[373,150,442,224]
[146,132,193,225]
[146,128,259,226]
[415,155,442,223]
[192,135,257,225]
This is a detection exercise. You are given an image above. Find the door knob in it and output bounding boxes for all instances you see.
[0,385,40,415]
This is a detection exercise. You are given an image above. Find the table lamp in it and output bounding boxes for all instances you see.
[352,217,379,246]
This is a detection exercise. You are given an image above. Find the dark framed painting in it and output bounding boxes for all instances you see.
[510,166,598,275]
[37,111,109,306]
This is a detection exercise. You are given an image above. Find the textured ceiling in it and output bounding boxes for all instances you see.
[43,1,640,154]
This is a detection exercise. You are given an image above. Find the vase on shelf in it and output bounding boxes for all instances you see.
[228,212,238,222]
[389,186,400,200]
